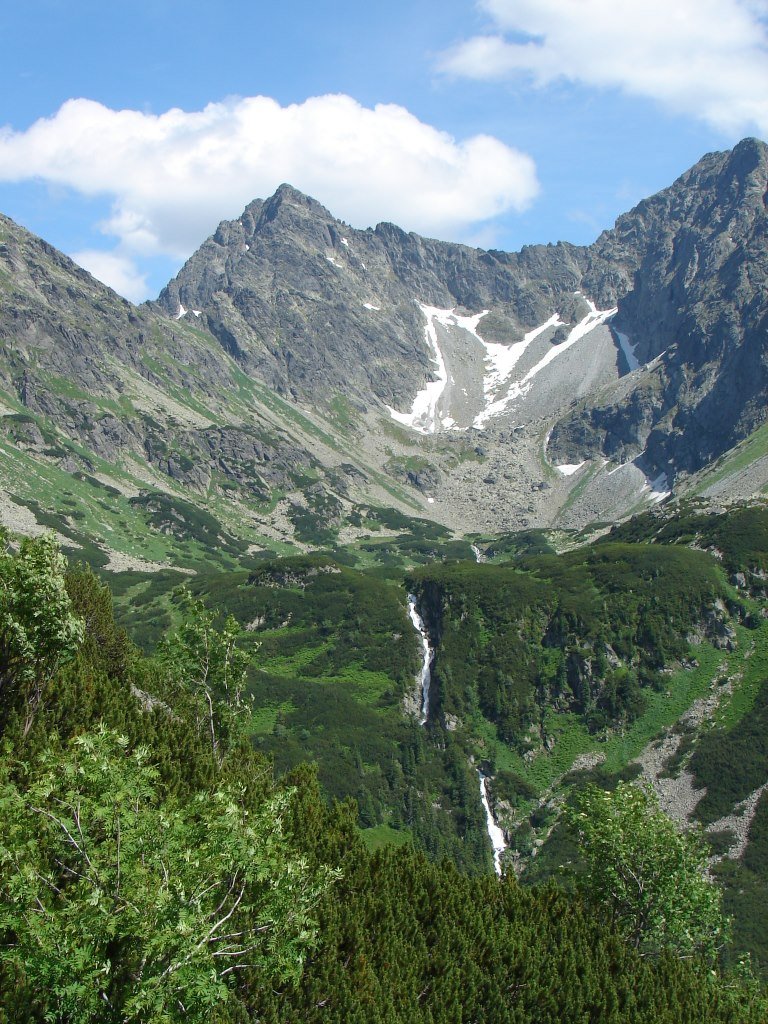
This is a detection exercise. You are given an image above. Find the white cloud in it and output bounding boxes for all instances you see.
[70,249,148,303]
[439,0,768,136]
[0,94,539,273]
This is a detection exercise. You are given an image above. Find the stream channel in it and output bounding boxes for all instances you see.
[407,593,507,872]
[407,594,432,724]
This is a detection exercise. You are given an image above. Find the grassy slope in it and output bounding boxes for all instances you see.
[106,503,768,964]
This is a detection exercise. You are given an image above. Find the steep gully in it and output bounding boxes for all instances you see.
[386,299,618,436]
[407,593,507,874]
[407,595,432,724]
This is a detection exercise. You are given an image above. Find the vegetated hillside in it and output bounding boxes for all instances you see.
[119,554,492,872]
[1,533,766,1023]
[111,501,768,969]
[410,541,728,740]
[409,501,768,968]
[590,501,768,965]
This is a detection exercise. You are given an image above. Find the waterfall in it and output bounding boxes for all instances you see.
[407,594,432,724]
[479,772,506,875]
[471,544,483,563]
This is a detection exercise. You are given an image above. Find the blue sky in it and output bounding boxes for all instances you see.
[1,0,766,301]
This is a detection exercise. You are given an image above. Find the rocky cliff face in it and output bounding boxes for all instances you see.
[159,139,767,493]
[0,139,765,561]
[549,138,768,478]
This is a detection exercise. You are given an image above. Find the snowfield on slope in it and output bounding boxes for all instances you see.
[385,300,620,434]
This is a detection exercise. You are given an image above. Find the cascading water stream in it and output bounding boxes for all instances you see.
[479,772,506,876]
[407,594,432,725]
[407,593,504,871]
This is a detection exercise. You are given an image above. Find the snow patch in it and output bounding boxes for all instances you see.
[174,303,187,320]
[451,309,490,337]
[607,456,642,477]
[615,329,640,372]
[479,313,563,399]
[474,302,617,427]
[646,473,671,503]
[557,462,585,476]
[192,309,202,318]
[385,300,616,436]
[363,302,380,311]
[326,255,342,268]
[385,304,456,434]
[519,300,617,389]
[340,237,349,247]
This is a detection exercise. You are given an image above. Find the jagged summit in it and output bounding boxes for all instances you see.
[152,138,767,525]
[245,183,339,237]
[0,139,765,554]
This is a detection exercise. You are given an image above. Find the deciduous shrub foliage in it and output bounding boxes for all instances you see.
[568,782,728,960]
[0,531,83,734]
[0,728,329,1023]
[158,590,252,764]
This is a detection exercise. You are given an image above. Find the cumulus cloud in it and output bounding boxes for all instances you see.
[439,0,768,136]
[70,249,149,303]
[0,94,539,281]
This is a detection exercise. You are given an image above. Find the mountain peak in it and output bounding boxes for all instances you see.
[258,183,333,224]
[272,182,312,202]
[723,135,768,179]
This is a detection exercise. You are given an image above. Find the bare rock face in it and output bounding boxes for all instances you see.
[156,185,623,413]
[159,139,767,491]
[549,138,768,481]
[156,185,438,408]
[0,138,765,549]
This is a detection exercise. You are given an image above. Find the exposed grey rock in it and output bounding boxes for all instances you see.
[550,138,768,480]
[160,137,766,500]
[0,138,765,551]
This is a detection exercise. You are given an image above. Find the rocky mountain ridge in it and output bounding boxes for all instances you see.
[157,136,767,527]
[160,139,766,463]
[551,137,768,477]
[0,139,766,564]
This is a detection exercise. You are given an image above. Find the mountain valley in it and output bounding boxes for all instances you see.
[1,136,768,994]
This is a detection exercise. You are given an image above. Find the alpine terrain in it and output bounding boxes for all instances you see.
[0,138,765,563]
[0,138,768,1019]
